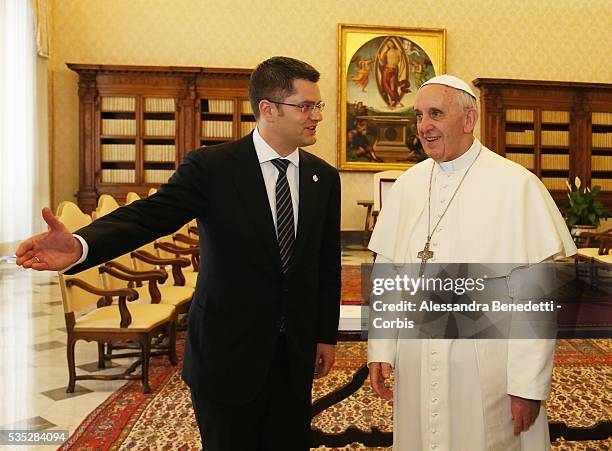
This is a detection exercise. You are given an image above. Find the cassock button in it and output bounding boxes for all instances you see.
[431,445,438,449]
[431,429,437,434]
[431,366,438,371]
[432,412,438,418]
[432,397,438,402]
[431,381,438,387]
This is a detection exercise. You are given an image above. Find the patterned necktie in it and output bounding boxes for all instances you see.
[271,158,294,273]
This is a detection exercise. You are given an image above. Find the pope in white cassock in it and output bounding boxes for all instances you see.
[367,75,577,451]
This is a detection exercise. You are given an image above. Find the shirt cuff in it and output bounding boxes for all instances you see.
[59,234,89,274]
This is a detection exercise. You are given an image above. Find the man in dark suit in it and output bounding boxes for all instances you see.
[16,56,341,451]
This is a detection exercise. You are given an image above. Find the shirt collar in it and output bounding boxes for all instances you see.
[253,126,300,167]
[437,137,481,172]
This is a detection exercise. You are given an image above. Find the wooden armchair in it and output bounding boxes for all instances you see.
[91,194,118,220]
[574,229,612,285]
[575,229,612,262]
[125,191,141,205]
[100,258,193,315]
[57,201,177,393]
[155,239,200,275]
[372,170,404,226]
[95,193,194,315]
[125,191,199,288]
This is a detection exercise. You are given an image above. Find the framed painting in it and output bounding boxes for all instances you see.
[337,24,446,171]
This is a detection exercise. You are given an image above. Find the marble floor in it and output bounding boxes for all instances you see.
[0,260,139,450]
[0,244,374,449]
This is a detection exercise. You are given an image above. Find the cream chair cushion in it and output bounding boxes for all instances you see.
[593,254,612,264]
[576,248,602,259]
[184,271,198,288]
[74,304,175,332]
[576,247,612,264]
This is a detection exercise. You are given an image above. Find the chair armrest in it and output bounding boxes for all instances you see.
[155,241,198,256]
[131,250,189,287]
[65,278,138,327]
[100,263,168,284]
[65,278,138,300]
[192,253,200,272]
[173,233,199,246]
[155,242,199,277]
[599,236,612,255]
[104,260,167,278]
[131,249,190,267]
[582,231,612,248]
[99,264,167,302]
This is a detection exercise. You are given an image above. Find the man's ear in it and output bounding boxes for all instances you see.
[464,108,478,134]
[259,100,275,122]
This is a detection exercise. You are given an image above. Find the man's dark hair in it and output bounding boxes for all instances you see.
[249,56,320,119]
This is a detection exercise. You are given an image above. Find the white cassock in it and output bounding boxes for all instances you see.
[367,138,576,451]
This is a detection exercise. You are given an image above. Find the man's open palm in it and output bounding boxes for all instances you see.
[15,207,82,271]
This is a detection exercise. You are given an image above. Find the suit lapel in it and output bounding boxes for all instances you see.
[291,150,318,270]
[229,135,281,269]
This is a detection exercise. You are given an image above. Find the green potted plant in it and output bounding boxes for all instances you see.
[563,177,610,241]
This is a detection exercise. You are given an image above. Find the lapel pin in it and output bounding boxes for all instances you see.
[313,175,319,182]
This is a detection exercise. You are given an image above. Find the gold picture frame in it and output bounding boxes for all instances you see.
[337,24,446,171]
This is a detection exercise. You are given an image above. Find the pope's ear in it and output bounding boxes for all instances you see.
[464,108,478,133]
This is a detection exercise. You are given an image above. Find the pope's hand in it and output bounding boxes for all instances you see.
[15,207,83,271]
[369,362,393,400]
[510,395,541,435]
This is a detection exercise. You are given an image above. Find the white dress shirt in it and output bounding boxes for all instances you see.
[252,126,299,237]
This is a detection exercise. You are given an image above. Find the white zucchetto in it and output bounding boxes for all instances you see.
[419,74,477,99]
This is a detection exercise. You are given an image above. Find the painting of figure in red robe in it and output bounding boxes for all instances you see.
[338,25,446,171]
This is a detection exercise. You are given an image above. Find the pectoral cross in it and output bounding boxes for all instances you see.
[417,240,434,276]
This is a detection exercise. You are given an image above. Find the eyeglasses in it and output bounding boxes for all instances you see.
[267,100,325,114]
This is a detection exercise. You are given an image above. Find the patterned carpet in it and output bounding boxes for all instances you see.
[59,267,611,450]
[340,265,363,305]
[58,336,611,450]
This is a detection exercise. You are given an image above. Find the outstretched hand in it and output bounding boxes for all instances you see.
[15,207,82,271]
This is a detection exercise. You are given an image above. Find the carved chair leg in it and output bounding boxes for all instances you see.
[168,320,178,366]
[66,336,77,393]
[177,314,188,331]
[574,258,579,280]
[97,342,106,369]
[140,336,151,394]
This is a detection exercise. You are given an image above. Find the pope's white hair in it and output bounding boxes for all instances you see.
[456,89,478,110]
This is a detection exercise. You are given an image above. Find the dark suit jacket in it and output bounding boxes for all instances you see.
[68,133,341,404]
